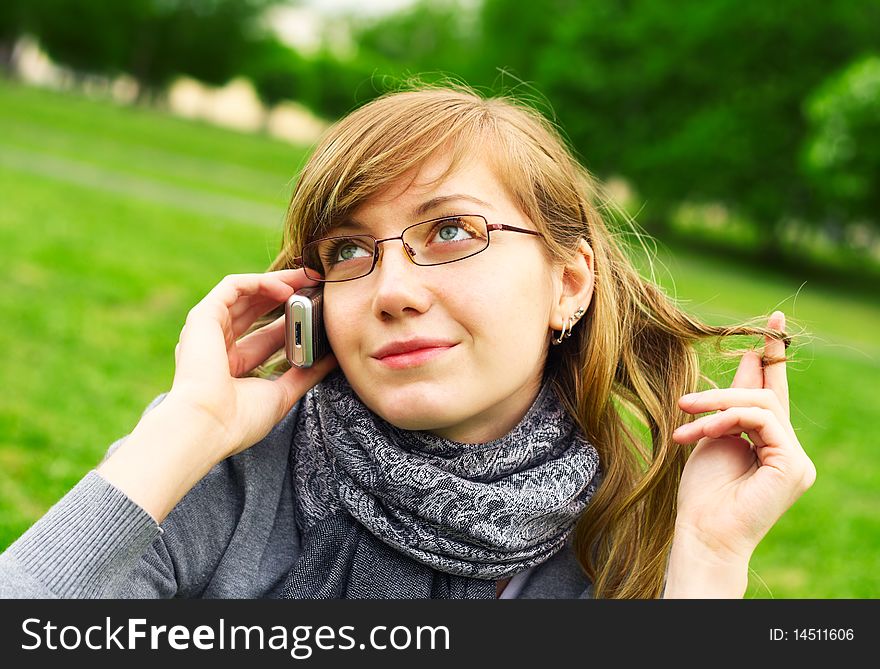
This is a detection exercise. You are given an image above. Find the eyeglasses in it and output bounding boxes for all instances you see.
[294,214,543,282]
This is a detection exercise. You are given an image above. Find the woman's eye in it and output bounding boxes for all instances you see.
[322,239,372,266]
[336,243,371,262]
[433,220,474,242]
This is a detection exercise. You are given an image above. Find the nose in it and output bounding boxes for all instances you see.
[369,239,432,320]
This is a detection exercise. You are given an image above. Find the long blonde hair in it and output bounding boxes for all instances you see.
[250,81,792,598]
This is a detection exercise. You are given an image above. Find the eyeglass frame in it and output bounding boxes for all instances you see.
[293,213,544,283]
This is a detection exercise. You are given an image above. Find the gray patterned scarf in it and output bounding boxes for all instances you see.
[277,370,601,599]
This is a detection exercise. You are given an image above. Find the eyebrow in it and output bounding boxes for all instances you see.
[332,194,494,233]
[414,194,494,217]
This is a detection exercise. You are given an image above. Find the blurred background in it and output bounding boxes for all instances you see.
[0,0,878,597]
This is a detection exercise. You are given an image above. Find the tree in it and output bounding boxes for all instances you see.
[0,0,29,73]
[26,1,151,78]
[244,36,387,117]
[350,0,479,84]
[475,0,880,252]
[244,37,308,107]
[803,55,880,230]
[26,0,281,95]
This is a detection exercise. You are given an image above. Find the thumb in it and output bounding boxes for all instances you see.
[731,350,763,389]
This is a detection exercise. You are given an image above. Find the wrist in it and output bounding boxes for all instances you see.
[662,527,751,599]
[96,400,231,523]
[161,392,237,453]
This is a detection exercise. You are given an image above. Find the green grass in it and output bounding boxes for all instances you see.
[0,80,305,550]
[1,79,878,598]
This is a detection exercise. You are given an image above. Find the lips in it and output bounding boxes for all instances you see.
[371,338,458,370]
[371,337,458,360]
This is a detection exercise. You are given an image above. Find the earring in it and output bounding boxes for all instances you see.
[552,306,586,345]
[552,319,569,345]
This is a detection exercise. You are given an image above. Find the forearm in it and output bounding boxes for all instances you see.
[662,531,750,599]
[96,399,230,524]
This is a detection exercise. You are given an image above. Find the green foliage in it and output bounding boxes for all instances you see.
[260,1,485,119]
[243,37,309,107]
[7,0,880,249]
[293,49,387,119]
[350,0,478,82]
[24,0,280,90]
[476,0,880,236]
[23,0,139,74]
[0,0,28,42]
[244,37,385,117]
[803,55,880,225]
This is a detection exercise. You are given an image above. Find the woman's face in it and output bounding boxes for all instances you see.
[322,150,565,443]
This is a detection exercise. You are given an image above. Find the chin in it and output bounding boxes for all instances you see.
[351,375,463,431]
[376,409,450,432]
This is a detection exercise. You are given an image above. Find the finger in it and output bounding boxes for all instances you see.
[230,298,287,337]
[176,306,231,380]
[731,350,763,390]
[673,407,789,455]
[230,315,287,377]
[202,270,316,315]
[177,271,312,377]
[196,270,318,339]
[763,310,790,420]
[231,269,322,337]
[226,269,317,319]
[674,406,808,480]
[678,388,789,431]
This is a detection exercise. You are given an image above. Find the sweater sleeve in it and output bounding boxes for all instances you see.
[0,394,178,599]
[0,471,168,598]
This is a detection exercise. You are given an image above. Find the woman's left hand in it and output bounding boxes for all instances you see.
[671,311,817,564]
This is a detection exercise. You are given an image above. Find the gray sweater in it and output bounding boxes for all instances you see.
[0,394,594,599]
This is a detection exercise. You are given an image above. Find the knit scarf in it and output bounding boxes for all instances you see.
[276,370,601,599]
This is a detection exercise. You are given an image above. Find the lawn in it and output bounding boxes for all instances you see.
[1,78,878,598]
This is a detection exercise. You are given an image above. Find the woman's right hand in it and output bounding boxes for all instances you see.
[167,269,338,459]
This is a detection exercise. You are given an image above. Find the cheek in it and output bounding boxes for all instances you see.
[321,261,552,357]
[469,265,552,353]
[323,292,360,351]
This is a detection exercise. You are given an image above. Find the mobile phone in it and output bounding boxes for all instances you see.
[285,286,330,368]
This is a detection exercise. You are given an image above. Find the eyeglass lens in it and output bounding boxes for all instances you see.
[302,215,490,281]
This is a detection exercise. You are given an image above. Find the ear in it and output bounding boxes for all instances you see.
[549,238,595,331]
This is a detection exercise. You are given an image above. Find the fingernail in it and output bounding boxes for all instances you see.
[680,393,696,403]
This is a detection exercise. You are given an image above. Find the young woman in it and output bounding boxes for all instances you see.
[0,84,815,599]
